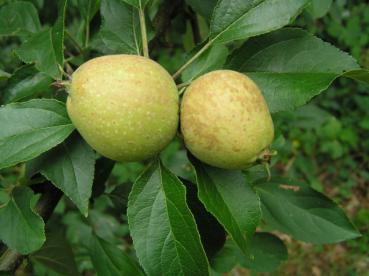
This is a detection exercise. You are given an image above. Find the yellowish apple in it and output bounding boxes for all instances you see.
[67,55,179,162]
[181,70,274,169]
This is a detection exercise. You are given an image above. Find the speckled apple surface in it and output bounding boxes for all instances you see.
[67,55,179,162]
[181,70,274,169]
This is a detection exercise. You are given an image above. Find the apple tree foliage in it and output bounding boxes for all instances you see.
[0,0,367,274]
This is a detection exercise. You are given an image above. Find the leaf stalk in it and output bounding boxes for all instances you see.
[172,41,212,80]
[139,7,149,58]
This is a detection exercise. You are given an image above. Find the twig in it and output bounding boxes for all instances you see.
[187,7,201,44]
[150,0,183,50]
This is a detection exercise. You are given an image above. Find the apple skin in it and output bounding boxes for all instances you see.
[67,55,179,162]
[180,70,274,169]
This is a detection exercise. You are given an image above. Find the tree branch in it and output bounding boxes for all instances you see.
[150,0,184,50]
[187,7,201,45]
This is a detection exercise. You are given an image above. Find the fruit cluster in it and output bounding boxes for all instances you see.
[67,55,274,169]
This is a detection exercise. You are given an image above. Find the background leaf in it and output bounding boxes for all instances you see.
[211,233,288,273]
[0,186,45,254]
[182,44,228,82]
[185,0,217,20]
[121,0,150,9]
[190,157,261,255]
[99,0,141,54]
[0,69,11,81]
[160,140,196,182]
[256,179,361,244]
[127,160,209,276]
[0,99,74,169]
[52,0,68,66]
[306,0,333,19]
[2,65,53,104]
[210,0,309,44]
[227,28,360,113]
[15,0,67,79]
[31,229,79,276]
[89,234,144,276]
[77,0,100,23]
[0,1,41,38]
[16,29,61,79]
[27,133,96,216]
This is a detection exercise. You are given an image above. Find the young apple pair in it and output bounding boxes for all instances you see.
[67,55,274,170]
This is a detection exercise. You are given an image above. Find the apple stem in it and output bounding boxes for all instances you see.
[52,80,71,92]
[178,86,187,96]
[177,82,191,90]
[139,7,149,58]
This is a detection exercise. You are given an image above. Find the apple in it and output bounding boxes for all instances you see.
[181,70,274,169]
[67,55,179,162]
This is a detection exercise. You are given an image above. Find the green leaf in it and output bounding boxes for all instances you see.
[288,104,332,129]
[127,160,210,276]
[0,186,45,254]
[227,28,360,113]
[0,99,74,170]
[27,133,95,216]
[306,0,332,19]
[0,1,41,38]
[182,178,226,258]
[239,233,288,272]
[0,69,11,81]
[190,156,261,255]
[161,147,196,183]
[211,233,287,273]
[52,0,67,67]
[15,0,67,79]
[121,0,150,9]
[100,0,142,54]
[16,29,61,80]
[185,0,218,20]
[182,44,229,82]
[209,0,309,44]
[76,0,100,46]
[89,234,144,276]
[77,0,100,23]
[31,229,79,276]
[2,65,53,104]
[256,179,361,244]
[344,69,369,84]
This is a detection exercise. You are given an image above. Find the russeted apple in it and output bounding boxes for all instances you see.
[67,55,179,162]
[180,70,274,169]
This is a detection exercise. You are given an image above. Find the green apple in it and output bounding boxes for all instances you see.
[181,70,274,169]
[67,55,179,162]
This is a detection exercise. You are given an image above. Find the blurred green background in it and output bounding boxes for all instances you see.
[0,0,368,275]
